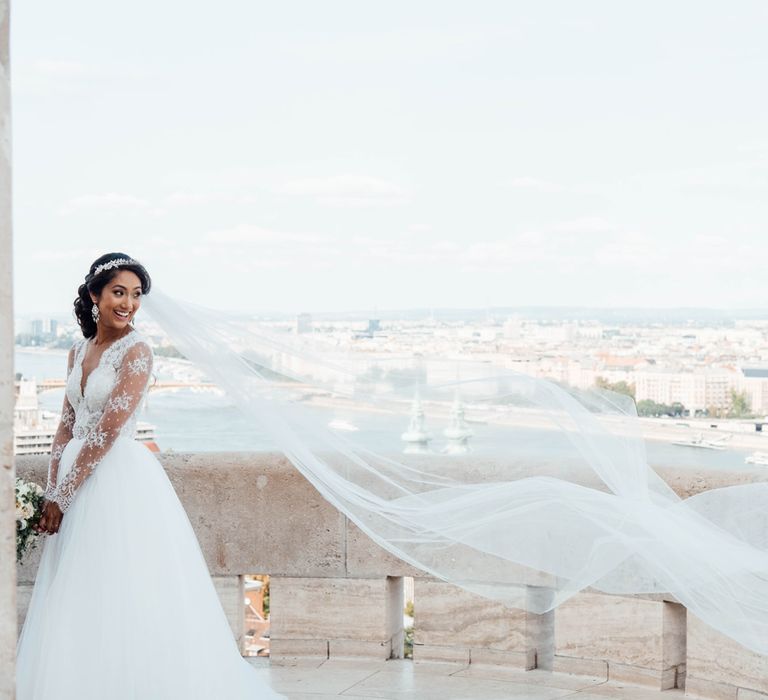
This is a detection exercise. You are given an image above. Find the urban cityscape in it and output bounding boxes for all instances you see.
[13,307,768,466]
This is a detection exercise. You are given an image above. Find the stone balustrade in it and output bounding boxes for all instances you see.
[14,453,768,700]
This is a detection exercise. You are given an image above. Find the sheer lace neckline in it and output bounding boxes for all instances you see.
[78,330,138,398]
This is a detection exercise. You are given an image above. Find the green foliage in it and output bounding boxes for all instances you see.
[595,377,636,399]
[403,600,414,657]
[262,579,270,617]
[404,626,414,658]
[637,399,685,417]
[727,390,753,419]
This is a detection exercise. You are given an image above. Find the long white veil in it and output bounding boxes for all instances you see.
[143,288,768,655]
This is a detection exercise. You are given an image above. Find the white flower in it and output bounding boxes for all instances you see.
[18,518,27,531]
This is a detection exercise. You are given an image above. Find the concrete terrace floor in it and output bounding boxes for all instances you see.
[246,658,683,700]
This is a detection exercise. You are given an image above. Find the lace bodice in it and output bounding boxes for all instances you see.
[45,331,153,513]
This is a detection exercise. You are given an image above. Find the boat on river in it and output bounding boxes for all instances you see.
[672,432,731,451]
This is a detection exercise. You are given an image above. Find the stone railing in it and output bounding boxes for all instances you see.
[15,453,768,700]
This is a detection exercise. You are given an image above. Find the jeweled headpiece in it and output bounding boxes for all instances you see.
[93,258,138,276]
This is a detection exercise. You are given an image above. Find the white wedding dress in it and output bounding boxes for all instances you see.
[16,330,285,699]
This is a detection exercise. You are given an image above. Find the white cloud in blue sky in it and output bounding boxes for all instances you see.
[10,1,768,314]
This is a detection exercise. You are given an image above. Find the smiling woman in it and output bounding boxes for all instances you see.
[16,254,287,699]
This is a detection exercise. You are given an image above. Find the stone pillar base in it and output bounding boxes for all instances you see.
[555,592,686,690]
[686,613,768,699]
[413,579,552,670]
[269,576,404,663]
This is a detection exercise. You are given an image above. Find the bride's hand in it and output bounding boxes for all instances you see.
[36,500,63,535]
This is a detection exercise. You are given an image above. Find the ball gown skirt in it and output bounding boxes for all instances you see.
[16,436,285,700]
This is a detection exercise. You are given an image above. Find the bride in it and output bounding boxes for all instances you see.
[16,253,285,699]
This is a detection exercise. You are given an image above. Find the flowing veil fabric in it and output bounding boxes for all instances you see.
[143,289,768,655]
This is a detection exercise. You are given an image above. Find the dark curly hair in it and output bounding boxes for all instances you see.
[74,253,152,338]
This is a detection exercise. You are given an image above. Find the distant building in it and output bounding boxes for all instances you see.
[740,368,768,415]
[18,318,61,346]
[368,319,380,333]
[30,319,43,337]
[635,369,736,413]
[295,313,312,334]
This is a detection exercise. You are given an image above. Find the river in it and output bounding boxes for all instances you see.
[14,347,761,471]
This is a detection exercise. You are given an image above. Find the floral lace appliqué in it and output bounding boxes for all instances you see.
[127,352,150,377]
[49,335,153,514]
[61,405,75,429]
[85,427,108,449]
[107,391,132,413]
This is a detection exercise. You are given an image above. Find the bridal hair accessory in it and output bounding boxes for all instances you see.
[93,258,137,276]
[91,304,100,323]
[143,288,768,656]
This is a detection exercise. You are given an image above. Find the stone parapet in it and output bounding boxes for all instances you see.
[13,453,768,700]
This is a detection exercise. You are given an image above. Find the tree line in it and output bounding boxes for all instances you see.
[594,378,754,419]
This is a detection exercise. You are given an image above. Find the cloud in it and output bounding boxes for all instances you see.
[35,59,90,78]
[58,193,150,216]
[506,176,562,192]
[631,164,768,195]
[164,192,260,206]
[551,217,615,235]
[28,247,102,263]
[190,224,340,271]
[203,224,330,245]
[276,174,409,207]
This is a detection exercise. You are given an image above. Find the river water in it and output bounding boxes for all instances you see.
[14,348,758,472]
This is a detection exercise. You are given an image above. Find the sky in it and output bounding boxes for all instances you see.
[9,1,768,315]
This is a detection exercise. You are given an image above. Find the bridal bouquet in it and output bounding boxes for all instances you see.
[16,477,45,564]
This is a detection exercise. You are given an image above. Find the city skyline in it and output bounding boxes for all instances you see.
[10,1,768,314]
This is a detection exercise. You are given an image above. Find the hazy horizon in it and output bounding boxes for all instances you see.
[15,304,768,326]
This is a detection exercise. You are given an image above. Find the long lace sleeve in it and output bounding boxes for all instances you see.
[48,341,153,513]
[44,346,77,501]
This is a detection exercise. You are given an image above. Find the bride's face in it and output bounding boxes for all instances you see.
[91,270,143,330]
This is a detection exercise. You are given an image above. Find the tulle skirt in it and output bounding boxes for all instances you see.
[16,437,285,699]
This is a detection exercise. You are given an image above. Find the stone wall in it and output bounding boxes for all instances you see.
[14,453,768,700]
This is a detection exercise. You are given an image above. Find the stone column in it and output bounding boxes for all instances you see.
[212,575,246,654]
[0,1,15,698]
